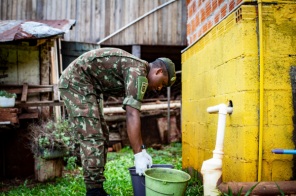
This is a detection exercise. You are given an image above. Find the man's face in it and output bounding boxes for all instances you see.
[147,68,169,92]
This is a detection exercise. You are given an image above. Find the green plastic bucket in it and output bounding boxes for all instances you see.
[144,168,191,196]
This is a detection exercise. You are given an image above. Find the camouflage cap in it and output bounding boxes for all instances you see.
[158,58,176,87]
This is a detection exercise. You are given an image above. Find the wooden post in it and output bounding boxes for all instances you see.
[50,39,61,119]
[40,42,51,119]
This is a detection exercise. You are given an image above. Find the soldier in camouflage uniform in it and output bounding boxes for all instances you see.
[58,48,176,196]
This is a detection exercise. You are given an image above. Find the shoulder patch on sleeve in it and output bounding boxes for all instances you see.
[137,76,148,101]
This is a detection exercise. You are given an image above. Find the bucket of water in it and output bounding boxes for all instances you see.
[144,168,191,196]
[128,164,174,196]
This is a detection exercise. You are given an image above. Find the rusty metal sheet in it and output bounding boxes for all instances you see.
[0,20,76,42]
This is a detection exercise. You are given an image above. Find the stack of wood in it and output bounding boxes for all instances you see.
[0,108,20,124]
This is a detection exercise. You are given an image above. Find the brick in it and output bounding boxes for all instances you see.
[205,1,212,19]
[193,15,200,29]
[214,12,220,23]
[207,20,213,30]
[202,23,207,34]
[192,0,197,13]
[218,0,224,7]
[221,4,227,18]
[212,0,218,11]
[200,8,206,22]
[187,24,191,35]
[229,0,235,10]
[188,4,193,19]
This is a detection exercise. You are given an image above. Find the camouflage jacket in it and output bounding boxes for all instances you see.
[59,48,149,110]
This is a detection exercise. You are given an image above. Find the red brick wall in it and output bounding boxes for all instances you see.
[186,0,243,45]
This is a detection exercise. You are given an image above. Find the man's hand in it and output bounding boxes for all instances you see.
[134,149,153,176]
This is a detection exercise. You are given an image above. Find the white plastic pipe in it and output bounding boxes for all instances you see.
[201,103,233,196]
[103,101,181,114]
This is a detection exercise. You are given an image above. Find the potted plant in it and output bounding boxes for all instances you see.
[0,90,17,107]
[29,118,76,181]
[29,118,75,159]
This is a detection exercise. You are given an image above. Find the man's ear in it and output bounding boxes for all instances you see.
[155,68,163,75]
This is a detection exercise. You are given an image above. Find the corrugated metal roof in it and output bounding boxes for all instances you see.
[0,20,76,42]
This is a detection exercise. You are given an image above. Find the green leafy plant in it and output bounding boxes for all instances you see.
[275,182,285,196]
[64,156,78,171]
[221,182,260,196]
[29,119,76,158]
[0,90,16,98]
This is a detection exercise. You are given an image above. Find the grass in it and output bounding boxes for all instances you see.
[0,142,203,196]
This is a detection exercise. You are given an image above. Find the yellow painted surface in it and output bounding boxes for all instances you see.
[182,4,296,181]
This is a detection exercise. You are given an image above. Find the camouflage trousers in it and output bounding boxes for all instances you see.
[58,78,109,190]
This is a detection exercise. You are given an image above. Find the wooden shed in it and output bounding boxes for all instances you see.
[0,0,186,176]
[0,20,75,178]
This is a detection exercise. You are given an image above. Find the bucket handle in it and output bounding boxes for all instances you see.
[141,181,174,196]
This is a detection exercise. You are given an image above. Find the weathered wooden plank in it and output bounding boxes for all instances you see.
[11,0,17,19]
[31,0,37,19]
[114,0,122,44]
[53,84,59,102]
[104,0,111,40]
[36,0,44,19]
[171,0,177,44]
[157,1,163,45]
[69,0,76,40]
[19,112,39,119]
[162,0,169,45]
[15,101,64,107]
[26,0,32,19]
[147,0,153,44]
[109,0,115,42]
[136,0,144,44]
[56,0,62,20]
[51,0,57,19]
[0,108,20,113]
[4,87,53,94]
[57,38,63,74]
[75,0,82,42]
[0,113,18,122]
[153,0,159,45]
[50,40,61,118]
[21,0,27,19]
[90,0,95,42]
[181,0,188,45]
[83,0,91,42]
[94,0,101,42]
[130,0,138,44]
[21,83,28,102]
[101,0,106,39]
[142,0,149,44]
[1,0,7,19]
